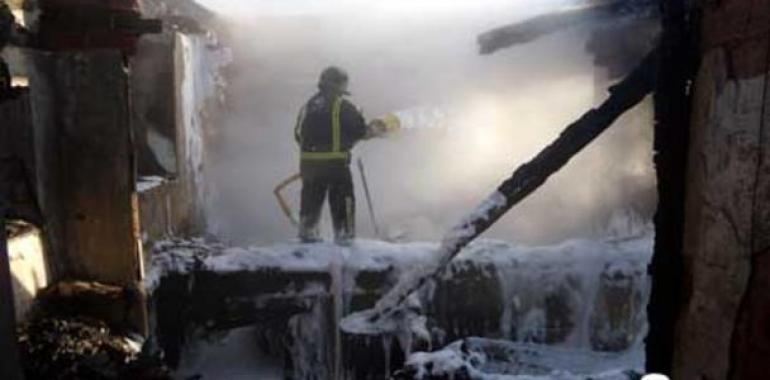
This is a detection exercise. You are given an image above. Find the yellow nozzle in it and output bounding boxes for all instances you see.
[381,113,401,133]
[368,113,402,138]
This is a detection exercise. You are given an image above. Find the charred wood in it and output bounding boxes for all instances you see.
[374,48,658,320]
[477,0,657,55]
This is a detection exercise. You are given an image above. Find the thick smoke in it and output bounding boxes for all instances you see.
[205,1,656,245]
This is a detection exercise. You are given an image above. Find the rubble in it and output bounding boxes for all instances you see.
[147,230,651,378]
[17,316,170,380]
[14,279,175,380]
[394,337,643,380]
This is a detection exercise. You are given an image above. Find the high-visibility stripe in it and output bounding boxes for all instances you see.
[300,96,346,161]
[331,97,342,152]
[301,151,350,160]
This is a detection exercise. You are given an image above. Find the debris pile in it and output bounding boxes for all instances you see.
[393,337,643,380]
[17,316,168,380]
[16,281,172,380]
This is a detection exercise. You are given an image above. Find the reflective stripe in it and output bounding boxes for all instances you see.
[301,151,350,160]
[300,96,346,161]
[331,97,342,152]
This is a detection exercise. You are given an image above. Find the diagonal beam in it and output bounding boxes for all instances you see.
[367,47,658,323]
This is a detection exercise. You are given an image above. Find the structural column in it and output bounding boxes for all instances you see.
[29,50,145,332]
[671,0,770,378]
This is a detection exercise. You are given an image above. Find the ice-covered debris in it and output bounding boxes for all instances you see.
[174,326,283,380]
[144,238,438,291]
[143,237,226,290]
[145,231,652,304]
[341,293,427,338]
[136,175,167,193]
[372,191,508,320]
[404,349,469,379]
[147,232,651,377]
[443,191,507,253]
[397,337,643,380]
[341,309,401,336]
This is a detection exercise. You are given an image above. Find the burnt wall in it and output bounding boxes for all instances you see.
[131,34,179,177]
[0,91,38,223]
[27,51,142,288]
[135,30,228,254]
[671,1,770,379]
[132,31,204,251]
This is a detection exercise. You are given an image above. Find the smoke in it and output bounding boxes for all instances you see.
[204,1,657,245]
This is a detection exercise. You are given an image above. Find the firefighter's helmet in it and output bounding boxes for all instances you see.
[318,66,350,95]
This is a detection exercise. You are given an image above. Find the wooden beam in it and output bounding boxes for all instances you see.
[645,0,693,374]
[371,48,658,320]
[477,0,657,55]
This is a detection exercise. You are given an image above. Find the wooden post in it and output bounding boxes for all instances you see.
[646,0,692,374]
[28,50,147,334]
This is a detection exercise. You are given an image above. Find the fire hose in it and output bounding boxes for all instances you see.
[274,173,301,227]
[272,159,382,236]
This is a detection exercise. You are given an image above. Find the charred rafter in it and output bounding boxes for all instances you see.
[477,0,658,55]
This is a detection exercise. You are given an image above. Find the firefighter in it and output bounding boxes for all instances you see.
[294,66,383,244]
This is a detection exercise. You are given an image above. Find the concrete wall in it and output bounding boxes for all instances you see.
[673,1,770,378]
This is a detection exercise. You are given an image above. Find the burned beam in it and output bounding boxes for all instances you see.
[645,0,693,374]
[477,0,657,55]
[479,3,615,55]
[364,48,658,322]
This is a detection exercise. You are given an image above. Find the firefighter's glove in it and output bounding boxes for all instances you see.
[367,119,388,138]
[366,114,401,139]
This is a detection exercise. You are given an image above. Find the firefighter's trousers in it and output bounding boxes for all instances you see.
[299,160,355,242]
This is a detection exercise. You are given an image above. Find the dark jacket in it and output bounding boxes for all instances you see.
[295,92,368,160]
